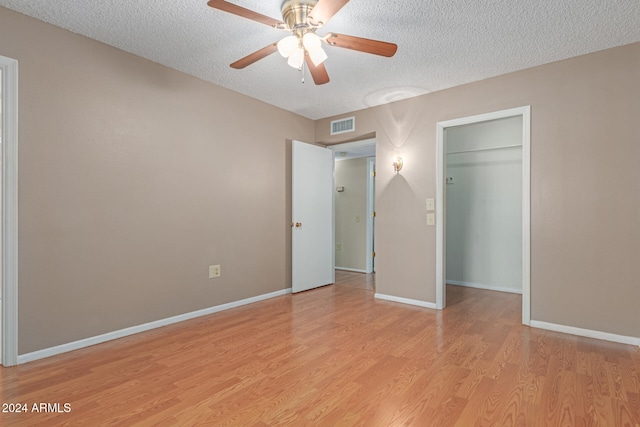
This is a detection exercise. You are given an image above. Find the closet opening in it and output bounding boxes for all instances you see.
[445,116,523,295]
[436,107,531,325]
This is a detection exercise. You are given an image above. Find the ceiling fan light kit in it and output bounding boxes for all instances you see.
[277,35,299,57]
[207,0,397,84]
[278,33,327,68]
[287,45,306,68]
[302,33,328,66]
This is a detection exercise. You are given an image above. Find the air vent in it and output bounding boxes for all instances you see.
[330,117,355,135]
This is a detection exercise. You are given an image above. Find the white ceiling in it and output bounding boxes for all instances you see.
[1,0,639,119]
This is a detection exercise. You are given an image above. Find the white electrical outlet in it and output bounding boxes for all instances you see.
[426,198,435,211]
[209,264,221,279]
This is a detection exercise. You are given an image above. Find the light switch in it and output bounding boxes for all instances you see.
[426,198,435,211]
[427,213,435,226]
[355,215,361,223]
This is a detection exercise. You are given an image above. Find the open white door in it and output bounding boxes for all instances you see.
[292,140,334,293]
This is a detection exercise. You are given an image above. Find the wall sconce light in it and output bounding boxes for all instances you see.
[392,156,403,173]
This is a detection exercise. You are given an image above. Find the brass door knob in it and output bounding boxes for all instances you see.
[295,222,302,228]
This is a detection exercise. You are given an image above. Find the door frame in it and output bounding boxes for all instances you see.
[365,156,375,273]
[435,106,531,325]
[1,55,19,366]
[328,138,376,273]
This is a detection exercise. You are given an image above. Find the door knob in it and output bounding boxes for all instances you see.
[295,222,302,228]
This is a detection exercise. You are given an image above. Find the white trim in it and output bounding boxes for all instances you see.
[18,288,292,364]
[365,156,375,273]
[331,150,336,285]
[435,123,445,309]
[328,138,376,156]
[374,293,437,309]
[335,267,367,273]
[521,108,531,325]
[1,56,19,367]
[436,106,531,326]
[530,320,640,347]
[447,280,522,294]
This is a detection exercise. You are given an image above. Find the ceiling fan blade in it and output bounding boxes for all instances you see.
[305,55,330,85]
[230,43,278,69]
[325,33,398,57]
[207,0,284,28]
[307,0,349,26]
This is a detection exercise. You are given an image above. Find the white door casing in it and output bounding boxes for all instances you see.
[1,55,19,366]
[366,157,375,273]
[292,140,334,293]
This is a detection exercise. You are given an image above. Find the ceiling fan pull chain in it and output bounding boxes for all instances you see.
[301,57,305,84]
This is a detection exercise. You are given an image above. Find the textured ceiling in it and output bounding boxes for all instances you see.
[1,0,640,119]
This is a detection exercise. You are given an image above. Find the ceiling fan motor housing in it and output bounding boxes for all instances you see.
[281,0,319,32]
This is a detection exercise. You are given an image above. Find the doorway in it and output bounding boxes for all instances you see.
[436,107,531,325]
[329,139,376,277]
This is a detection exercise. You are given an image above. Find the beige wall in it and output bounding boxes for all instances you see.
[335,157,367,271]
[316,43,640,338]
[0,8,314,354]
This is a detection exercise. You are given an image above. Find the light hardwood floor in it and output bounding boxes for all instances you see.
[1,271,639,426]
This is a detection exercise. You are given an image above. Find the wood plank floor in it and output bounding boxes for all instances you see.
[1,271,639,426]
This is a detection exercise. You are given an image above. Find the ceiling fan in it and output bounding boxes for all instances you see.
[207,0,398,85]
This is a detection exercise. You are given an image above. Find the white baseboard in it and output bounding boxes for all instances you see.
[335,267,367,273]
[530,320,640,347]
[447,280,522,294]
[374,293,437,309]
[18,288,292,364]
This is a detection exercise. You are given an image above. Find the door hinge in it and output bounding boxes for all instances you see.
[372,171,377,177]
[372,251,376,257]
[372,211,376,218]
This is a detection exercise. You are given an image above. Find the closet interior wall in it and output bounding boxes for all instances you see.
[445,116,523,294]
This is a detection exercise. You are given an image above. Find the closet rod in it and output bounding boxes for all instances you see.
[447,144,522,155]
